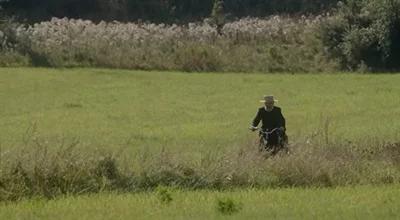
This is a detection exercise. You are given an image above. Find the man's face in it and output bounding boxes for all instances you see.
[264,101,274,110]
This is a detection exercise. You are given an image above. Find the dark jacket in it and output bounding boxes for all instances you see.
[252,106,286,130]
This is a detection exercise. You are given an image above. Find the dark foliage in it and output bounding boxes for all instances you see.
[320,0,400,71]
[0,0,339,23]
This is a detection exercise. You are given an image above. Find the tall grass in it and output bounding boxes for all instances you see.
[1,130,399,202]
[1,16,337,72]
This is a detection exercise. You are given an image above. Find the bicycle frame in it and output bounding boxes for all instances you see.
[257,127,286,154]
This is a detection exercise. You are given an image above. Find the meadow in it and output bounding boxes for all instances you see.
[1,186,400,219]
[1,68,399,151]
[1,68,400,218]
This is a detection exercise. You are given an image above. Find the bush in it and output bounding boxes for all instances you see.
[320,0,400,71]
[0,50,30,66]
[0,17,30,66]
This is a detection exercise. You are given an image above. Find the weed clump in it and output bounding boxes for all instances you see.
[156,186,173,204]
[216,197,242,215]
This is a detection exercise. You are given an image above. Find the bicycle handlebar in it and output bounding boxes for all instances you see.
[251,127,283,135]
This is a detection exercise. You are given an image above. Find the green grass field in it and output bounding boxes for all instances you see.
[1,68,400,153]
[1,68,400,219]
[1,185,400,220]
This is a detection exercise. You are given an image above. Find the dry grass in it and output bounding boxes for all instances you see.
[0,16,337,72]
[1,131,399,202]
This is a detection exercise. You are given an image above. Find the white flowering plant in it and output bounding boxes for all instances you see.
[3,16,338,72]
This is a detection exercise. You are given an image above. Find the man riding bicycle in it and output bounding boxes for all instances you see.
[250,95,288,152]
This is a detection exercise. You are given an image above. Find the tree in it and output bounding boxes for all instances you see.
[320,0,400,70]
[0,0,339,23]
[211,0,225,35]
[97,0,128,20]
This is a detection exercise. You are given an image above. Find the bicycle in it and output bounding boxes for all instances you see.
[251,127,289,156]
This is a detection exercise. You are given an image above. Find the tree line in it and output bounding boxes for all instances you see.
[0,0,339,23]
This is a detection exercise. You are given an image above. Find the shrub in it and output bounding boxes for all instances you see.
[320,0,400,71]
[0,17,30,66]
[0,50,30,66]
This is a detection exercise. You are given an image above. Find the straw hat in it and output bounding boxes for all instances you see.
[259,95,278,103]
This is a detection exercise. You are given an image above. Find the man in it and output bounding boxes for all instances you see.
[250,95,286,131]
[250,95,287,150]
